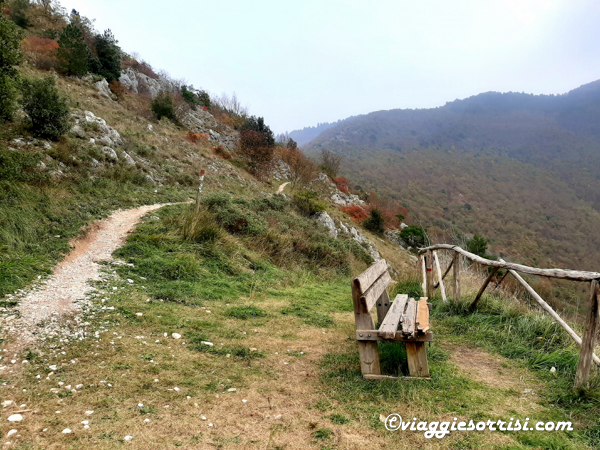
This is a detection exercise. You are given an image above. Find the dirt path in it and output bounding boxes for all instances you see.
[0,203,173,351]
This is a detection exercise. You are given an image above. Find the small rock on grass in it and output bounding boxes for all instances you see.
[172,333,181,339]
[62,428,72,434]
[7,429,17,437]
[7,414,23,422]
[124,435,133,441]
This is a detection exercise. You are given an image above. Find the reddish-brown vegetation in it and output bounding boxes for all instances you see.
[214,146,231,159]
[121,57,159,79]
[186,131,209,144]
[109,80,127,100]
[341,205,368,222]
[276,147,317,189]
[332,176,350,194]
[21,36,59,70]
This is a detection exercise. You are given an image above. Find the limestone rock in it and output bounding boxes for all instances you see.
[315,211,337,238]
[101,147,118,162]
[94,79,115,100]
[121,151,136,167]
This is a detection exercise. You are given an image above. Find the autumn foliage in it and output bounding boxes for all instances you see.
[276,147,317,189]
[21,36,58,70]
[214,146,231,159]
[108,80,126,100]
[186,131,209,144]
[332,176,350,194]
[341,205,368,222]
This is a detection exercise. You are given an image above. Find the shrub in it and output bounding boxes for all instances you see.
[276,147,317,189]
[0,12,23,123]
[21,76,70,140]
[21,36,58,70]
[108,80,126,100]
[202,193,267,235]
[240,115,275,146]
[213,146,231,159]
[466,234,487,257]
[363,208,385,234]
[151,92,178,124]
[399,225,426,248]
[7,0,30,28]
[332,176,350,193]
[182,209,221,243]
[292,190,326,216]
[197,89,211,108]
[57,23,92,76]
[340,204,368,222]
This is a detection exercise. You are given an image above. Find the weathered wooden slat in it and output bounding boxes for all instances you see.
[575,280,600,388]
[433,251,447,302]
[401,298,417,337]
[416,298,430,334]
[356,330,433,342]
[354,259,388,294]
[503,260,600,365]
[406,342,430,378]
[470,266,500,309]
[418,244,600,282]
[376,290,392,325]
[364,374,432,381]
[452,252,461,302]
[378,294,408,339]
[360,271,392,312]
[352,282,381,375]
[434,257,454,288]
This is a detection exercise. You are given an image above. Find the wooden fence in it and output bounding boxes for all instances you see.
[418,244,600,389]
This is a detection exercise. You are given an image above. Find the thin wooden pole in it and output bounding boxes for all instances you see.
[575,280,600,388]
[503,260,600,365]
[493,271,509,291]
[433,251,447,302]
[194,170,206,214]
[434,257,454,289]
[470,267,499,309]
[453,252,461,302]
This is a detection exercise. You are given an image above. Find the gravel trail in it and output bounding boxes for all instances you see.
[1,203,172,350]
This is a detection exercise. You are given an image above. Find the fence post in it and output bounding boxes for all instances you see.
[575,280,600,389]
[194,170,206,214]
[426,250,434,299]
[452,251,461,302]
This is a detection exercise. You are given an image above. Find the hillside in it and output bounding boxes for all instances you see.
[305,81,600,275]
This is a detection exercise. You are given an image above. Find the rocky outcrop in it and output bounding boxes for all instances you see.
[315,212,337,238]
[94,79,115,100]
[119,68,180,98]
[176,105,239,151]
[70,110,123,148]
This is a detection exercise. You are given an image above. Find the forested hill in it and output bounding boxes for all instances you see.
[304,80,600,272]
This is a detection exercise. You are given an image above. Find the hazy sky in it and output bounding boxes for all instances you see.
[59,0,600,133]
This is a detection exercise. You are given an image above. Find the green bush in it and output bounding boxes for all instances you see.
[363,208,384,234]
[292,190,326,216]
[182,209,221,243]
[0,13,24,123]
[466,234,487,257]
[21,77,70,140]
[151,92,178,124]
[399,225,426,248]
[214,204,267,235]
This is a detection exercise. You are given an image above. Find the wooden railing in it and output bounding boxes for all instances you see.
[418,244,600,389]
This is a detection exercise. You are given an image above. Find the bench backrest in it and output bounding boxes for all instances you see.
[352,259,392,325]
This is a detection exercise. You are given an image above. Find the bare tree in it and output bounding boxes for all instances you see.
[277,147,317,189]
[319,149,343,178]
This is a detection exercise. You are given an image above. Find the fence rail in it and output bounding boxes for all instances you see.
[417,244,600,389]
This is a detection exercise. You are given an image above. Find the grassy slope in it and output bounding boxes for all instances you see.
[2,202,598,449]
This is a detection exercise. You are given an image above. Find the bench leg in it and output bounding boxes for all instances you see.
[405,342,430,378]
[358,341,381,376]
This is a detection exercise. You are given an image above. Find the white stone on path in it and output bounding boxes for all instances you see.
[7,414,23,422]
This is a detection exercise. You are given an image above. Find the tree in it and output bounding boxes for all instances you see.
[21,76,70,139]
[197,89,211,108]
[241,115,275,146]
[56,23,92,76]
[92,29,121,83]
[181,85,197,109]
[7,0,31,28]
[363,209,385,234]
[276,132,297,149]
[0,10,24,123]
[319,149,342,178]
[239,129,274,178]
[466,234,487,257]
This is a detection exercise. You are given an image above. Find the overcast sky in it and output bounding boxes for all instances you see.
[59,0,600,133]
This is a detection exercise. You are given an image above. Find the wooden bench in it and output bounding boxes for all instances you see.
[352,259,432,380]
